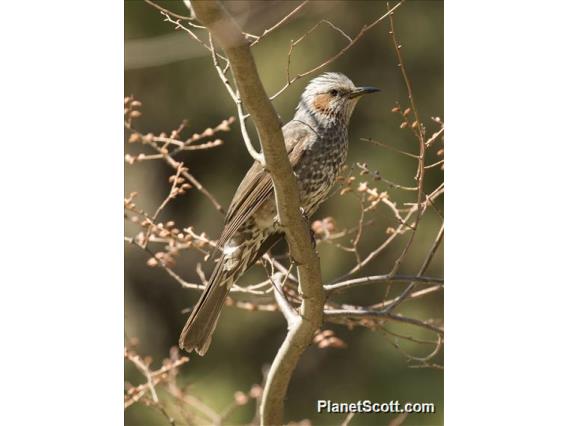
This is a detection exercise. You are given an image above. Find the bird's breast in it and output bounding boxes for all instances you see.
[294,128,349,214]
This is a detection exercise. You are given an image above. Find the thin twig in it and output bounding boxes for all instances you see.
[236,90,265,165]
[386,1,427,277]
[385,224,444,312]
[209,32,265,165]
[142,162,184,247]
[150,141,226,214]
[341,412,356,426]
[269,1,404,100]
[425,122,444,148]
[325,275,443,294]
[371,284,443,310]
[271,272,299,326]
[144,0,196,21]
[160,11,229,65]
[250,1,310,47]
[361,137,419,159]
[325,309,443,335]
[424,158,444,169]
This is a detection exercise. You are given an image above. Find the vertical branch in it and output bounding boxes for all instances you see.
[190,2,324,425]
[386,2,427,276]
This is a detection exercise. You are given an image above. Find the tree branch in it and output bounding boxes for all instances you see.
[325,274,443,294]
[271,272,299,326]
[190,2,324,425]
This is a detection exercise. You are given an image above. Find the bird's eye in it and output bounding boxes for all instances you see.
[329,89,339,97]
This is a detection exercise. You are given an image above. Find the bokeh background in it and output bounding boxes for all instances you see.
[125,1,443,425]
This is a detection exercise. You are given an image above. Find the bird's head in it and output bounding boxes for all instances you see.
[296,72,380,126]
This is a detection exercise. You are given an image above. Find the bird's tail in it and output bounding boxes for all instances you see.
[179,232,282,355]
[179,256,234,356]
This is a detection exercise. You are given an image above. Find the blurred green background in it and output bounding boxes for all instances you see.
[125,1,443,425]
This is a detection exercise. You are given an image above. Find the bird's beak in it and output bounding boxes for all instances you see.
[349,86,381,99]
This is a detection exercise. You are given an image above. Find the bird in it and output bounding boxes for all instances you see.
[179,72,379,355]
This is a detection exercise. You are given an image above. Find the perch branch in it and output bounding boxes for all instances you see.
[191,2,324,425]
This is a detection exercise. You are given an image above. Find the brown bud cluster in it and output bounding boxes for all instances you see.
[311,217,337,239]
[128,133,142,143]
[337,174,356,195]
[218,116,236,131]
[250,384,262,399]
[124,192,139,211]
[124,96,143,121]
[231,383,264,407]
[313,329,347,349]
[360,183,388,211]
[356,162,370,175]
[234,391,249,406]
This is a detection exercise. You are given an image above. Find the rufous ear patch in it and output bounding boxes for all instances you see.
[313,93,332,112]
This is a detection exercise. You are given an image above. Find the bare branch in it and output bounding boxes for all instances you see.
[325,274,443,294]
[385,223,444,312]
[325,309,443,335]
[190,3,325,424]
[153,142,226,214]
[271,272,299,326]
[269,1,404,100]
[424,158,444,169]
[160,11,229,65]
[236,89,265,165]
[370,284,443,310]
[208,32,264,164]
[124,108,228,214]
[341,412,356,426]
[425,122,444,147]
[142,162,185,247]
[124,347,189,418]
[250,1,310,47]
[144,0,196,21]
[361,137,419,159]
[386,2,427,276]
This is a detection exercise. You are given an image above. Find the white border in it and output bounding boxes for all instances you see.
[0,1,123,424]
[446,0,568,424]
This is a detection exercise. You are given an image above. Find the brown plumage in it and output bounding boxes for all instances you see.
[179,72,379,355]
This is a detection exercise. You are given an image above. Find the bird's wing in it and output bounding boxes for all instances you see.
[217,121,314,248]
